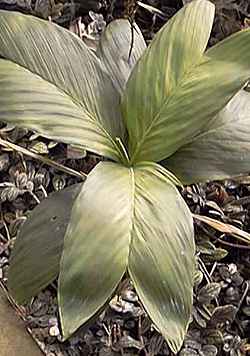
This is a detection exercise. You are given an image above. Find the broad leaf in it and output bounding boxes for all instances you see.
[8,184,81,304]
[128,164,195,353]
[0,59,119,161]
[58,162,195,353]
[122,0,215,163]
[58,163,132,339]
[0,11,125,162]
[97,19,146,95]
[123,0,250,164]
[163,90,250,184]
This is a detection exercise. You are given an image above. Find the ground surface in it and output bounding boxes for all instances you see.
[0,0,250,355]
[0,286,43,356]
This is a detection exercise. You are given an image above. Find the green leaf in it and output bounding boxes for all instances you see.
[97,19,146,95]
[0,11,125,162]
[8,184,81,304]
[58,162,195,353]
[163,90,250,183]
[0,59,118,161]
[122,0,215,163]
[58,162,132,339]
[128,164,195,353]
[123,0,250,165]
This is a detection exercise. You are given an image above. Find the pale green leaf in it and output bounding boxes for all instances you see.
[163,90,250,184]
[58,162,132,339]
[58,162,195,353]
[8,184,81,304]
[129,165,195,353]
[97,19,146,95]
[122,0,215,163]
[0,10,125,162]
[123,1,250,165]
[0,60,119,160]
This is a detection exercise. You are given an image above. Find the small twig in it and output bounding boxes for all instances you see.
[0,280,26,320]
[198,256,221,306]
[209,262,217,277]
[103,322,112,347]
[128,20,135,61]
[239,281,249,307]
[137,1,166,19]
[2,215,11,241]
[193,214,250,245]
[202,304,213,317]
[198,222,250,250]
[38,185,48,199]
[27,191,40,204]
[0,138,87,180]
[217,237,250,250]
[0,232,8,242]
[138,315,144,346]
[233,281,249,322]
[198,257,211,283]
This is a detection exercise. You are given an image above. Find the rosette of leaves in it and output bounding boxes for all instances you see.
[1,0,250,352]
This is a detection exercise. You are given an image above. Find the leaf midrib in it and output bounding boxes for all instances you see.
[2,57,123,161]
[128,167,136,257]
[130,56,211,163]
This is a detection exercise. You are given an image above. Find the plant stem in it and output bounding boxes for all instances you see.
[115,137,130,165]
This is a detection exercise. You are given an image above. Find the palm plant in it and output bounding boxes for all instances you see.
[1,0,250,352]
